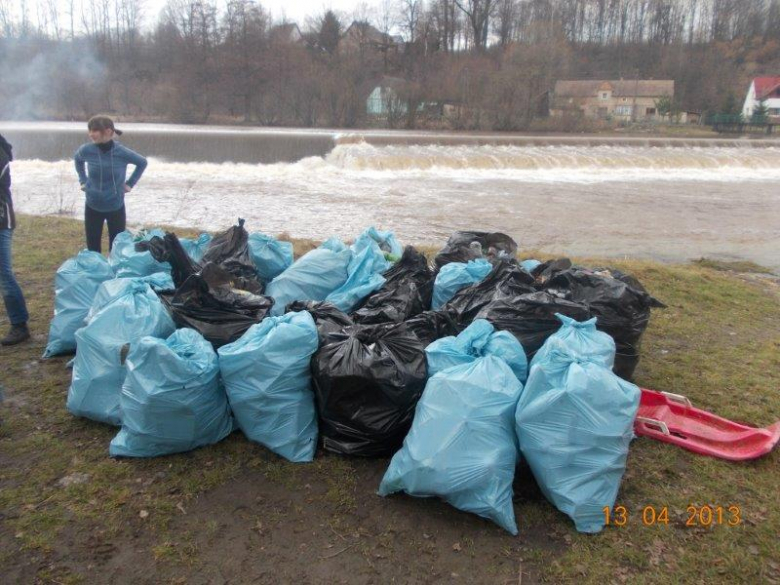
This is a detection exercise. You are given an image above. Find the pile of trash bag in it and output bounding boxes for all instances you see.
[312,322,427,457]
[44,250,115,357]
[54,222,666,537]
[516,324,640,533]
[109,328,234,458]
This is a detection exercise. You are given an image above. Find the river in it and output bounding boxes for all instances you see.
[2,121,779,271]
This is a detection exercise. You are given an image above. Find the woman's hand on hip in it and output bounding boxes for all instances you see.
[124,184,132,193]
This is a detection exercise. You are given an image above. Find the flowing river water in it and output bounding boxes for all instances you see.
[2,121,779,271]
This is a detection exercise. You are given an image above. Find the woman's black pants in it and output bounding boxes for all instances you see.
[85,204,126,254]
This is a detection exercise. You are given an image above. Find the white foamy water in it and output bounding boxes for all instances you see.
[9,142,780,271]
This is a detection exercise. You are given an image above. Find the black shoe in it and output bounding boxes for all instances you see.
[1,323,30,346]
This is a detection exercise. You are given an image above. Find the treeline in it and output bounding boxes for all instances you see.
[1,0,779,130]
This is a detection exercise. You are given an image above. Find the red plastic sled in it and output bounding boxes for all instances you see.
[635,389,780,461]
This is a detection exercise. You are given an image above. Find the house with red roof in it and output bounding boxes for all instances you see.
[742,77,780,120]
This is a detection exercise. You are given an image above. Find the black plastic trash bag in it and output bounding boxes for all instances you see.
[285,300,355,344]
[434,231,518,270]
[475,291,591,361]
[544,267,665,380]
[352,246,434,325]
[443,261,536,326]
[311,322,428,457]
[201,219,261,284]
[137,232,200,288]
[160,263,273,348]
[403,310,460,347]
[530,257,573,285]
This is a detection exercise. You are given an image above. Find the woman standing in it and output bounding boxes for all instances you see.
[74,116,148,253]
[0,133,30,346]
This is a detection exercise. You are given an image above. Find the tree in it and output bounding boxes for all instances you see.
[399,0,422,43]
[721,92,740,115]
[317,10,342,54]
[654,94,674,120]
[453,0,494,50]
[751,99,769,124]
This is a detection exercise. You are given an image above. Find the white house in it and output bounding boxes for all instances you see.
[742,77,780,120]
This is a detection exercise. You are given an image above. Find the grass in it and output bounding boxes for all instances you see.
[1,214,779,584]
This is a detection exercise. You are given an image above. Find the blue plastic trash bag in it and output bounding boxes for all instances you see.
[266,238,351,315]
[109,229,171,277]
[530,314,615,371]
[248,232,294,282]
[520,259,541,273]
[219,311,319,462]
[379,356,523,534]
[515,339,640,533]
[87,272,174,322]
[425,319,527,382]
[326,243,387,313]
[109,328,234,457]
[43,250,115,358]
[66,282,176,426]
[179,233,212,263]
[432,258,492,309]
[353,226,403,258]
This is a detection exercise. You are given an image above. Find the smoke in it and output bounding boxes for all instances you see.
[0,37,107,120]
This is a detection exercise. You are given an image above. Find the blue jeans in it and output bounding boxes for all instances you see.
[0,228,29,325]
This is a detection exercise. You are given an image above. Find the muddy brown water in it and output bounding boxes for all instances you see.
[3,122,779,271]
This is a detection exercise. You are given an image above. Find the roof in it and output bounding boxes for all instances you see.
[269,23,302,43]
[344,21,395,45]
[554,79,674,98]
[753,77,780,99]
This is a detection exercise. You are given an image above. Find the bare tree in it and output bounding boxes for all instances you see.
[453,0,494,50]
[399,0,422,42]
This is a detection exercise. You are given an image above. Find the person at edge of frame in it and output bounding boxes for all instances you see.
[0,133,30,346]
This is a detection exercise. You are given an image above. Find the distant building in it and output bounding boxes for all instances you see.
[268,23,303,44]
[550,79,675,121]
[742,77,780,120]
[340,21,401,55]
[366,77,408,116]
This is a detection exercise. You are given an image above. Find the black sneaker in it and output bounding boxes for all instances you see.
[1,324,31,346]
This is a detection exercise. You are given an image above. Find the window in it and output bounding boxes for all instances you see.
[615,105,633,116]
[600,92,609,100]
[597,107,608,117]
[769,108,780,116]
[622,98,628,102]
[646,107,657,116]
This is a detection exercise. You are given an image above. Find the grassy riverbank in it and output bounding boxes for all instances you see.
[1,215,778,584]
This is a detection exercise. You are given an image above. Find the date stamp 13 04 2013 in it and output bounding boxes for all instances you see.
[604,505,742,527]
